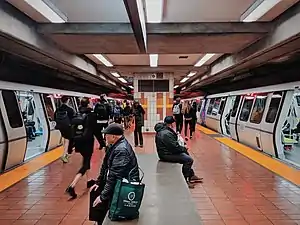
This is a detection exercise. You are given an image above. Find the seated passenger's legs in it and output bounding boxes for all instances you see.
[161,153,193,180]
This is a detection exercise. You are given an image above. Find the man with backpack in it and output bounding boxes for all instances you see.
[94,94,111,150]
[172,97,183,134]
[65,97,97,199]
[112,101,123,124]
[54,96,75,163]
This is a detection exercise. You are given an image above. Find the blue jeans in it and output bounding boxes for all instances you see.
[160,152,195,180]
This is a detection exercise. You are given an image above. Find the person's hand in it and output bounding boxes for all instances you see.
[90,184,99,192]
[93,196,102,207]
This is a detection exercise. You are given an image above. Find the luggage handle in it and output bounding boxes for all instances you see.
[128,166,144,184]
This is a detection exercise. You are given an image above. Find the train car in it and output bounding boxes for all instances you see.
[0,80,100,174]
[202,81,300,167]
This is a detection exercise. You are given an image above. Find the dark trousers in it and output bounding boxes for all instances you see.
[174,115,183,133]
[160,152,194,180]
[184,119,193,137]
[134,125,143,146]
[95,123,108,148]
[89,189,109,224]
[78,151,92,175]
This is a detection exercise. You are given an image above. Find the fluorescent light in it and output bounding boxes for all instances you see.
[118,77,128,84]
[149,54,158,67]
[108,80,116,86]
[174,85,179,89]
[145,0,163,23]
[187,72,197,77]
[129,85,134,89]
[180,77,189,83]
[182,87,186,90]
[19,0,66,23]
[110,72,120,78]
[194,54,215,67]
[242,0,281,22]
[93,54,113,67]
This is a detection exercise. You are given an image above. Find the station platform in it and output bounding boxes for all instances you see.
[1,126,300,225]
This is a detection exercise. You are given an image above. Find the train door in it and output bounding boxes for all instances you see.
[216,97,226,134]
[260,92,284,157]
[277,90,300,166]
[248,93,268,151]
[228,96,242,140]
[220,96,234,137]
[42,94,62,150]
[236,95,256,148]
[0,108,7,173]
[0,90,27,171]
[16,91,49,160]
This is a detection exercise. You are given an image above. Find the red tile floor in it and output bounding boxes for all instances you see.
[0,129,300,224]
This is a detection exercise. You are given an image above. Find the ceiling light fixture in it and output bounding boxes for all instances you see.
[182,87,186,90]
[174,85,179,89]
[13,0,66,23]
[187,72,197,77]
[180,77,189,83]
[145,0,163,23]
[110,72,120,78]
[118,77,128,84]
[242,0,281,22]
[149,54,158,67]
[93,54,113,67]
[129,85,134,89]
[194,54,215,67]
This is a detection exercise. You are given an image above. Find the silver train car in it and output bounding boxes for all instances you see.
[0,81,100,174]
[195,81,300,167]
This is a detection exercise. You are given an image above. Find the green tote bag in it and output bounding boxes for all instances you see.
[109,167,145,221]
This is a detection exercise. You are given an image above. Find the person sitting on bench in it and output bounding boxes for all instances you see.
[154,116,203,188]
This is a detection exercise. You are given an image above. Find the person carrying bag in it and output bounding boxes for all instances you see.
[89,123,143,225]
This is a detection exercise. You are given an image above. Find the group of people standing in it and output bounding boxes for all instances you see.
[53,95,145,200]
[172,97,198,140]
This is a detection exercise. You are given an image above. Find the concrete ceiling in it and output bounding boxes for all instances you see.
[5,0,300,93]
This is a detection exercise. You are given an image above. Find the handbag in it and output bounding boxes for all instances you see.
[108,167,145,221]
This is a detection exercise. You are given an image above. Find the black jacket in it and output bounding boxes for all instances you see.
[133,105,145,127]
[97,136,139,201]
[154,122,185,158]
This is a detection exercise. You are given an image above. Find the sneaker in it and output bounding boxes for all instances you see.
[65,186,77,199]
[87,180,96,188]
[187,182,195,189]
[190,175,203,183]
[185,137,188,141]
[190,136,192,139]
[139,145,143,148]
[61,154,69,163]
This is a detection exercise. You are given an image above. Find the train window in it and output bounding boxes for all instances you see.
[42,94,55,121]
[231,96,241,117]
[218,98,226,115]
[212,98,221,116]
[266,92,283,123]
[207,98,215,115]
[250,95,267,124]
[239,96,254,122]
[2,90,23,128]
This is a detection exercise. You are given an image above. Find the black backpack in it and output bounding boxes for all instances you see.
[55,109,70,130]
[71,112,88,140]
[94,102,108,120]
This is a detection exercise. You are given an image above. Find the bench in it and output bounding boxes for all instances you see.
[103,154,202,225]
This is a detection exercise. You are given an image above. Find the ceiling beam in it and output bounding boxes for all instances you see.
[97,65,209,74]
[123,0,147,53]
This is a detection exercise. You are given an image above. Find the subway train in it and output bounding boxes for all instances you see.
[0,80,105,174]
[186,81,300,167]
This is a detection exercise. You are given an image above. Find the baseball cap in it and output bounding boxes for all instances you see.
[102,123,124,135]
[164,116,176,124]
